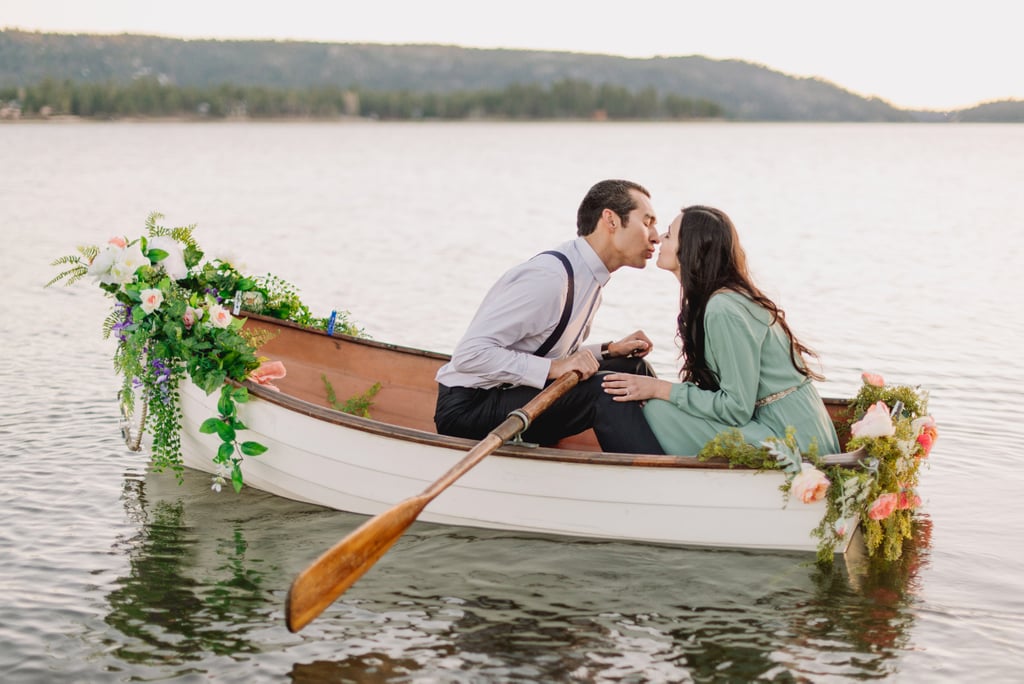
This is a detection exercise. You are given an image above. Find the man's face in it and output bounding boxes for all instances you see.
[612,190,660,269]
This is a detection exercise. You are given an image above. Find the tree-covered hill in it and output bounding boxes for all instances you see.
[0,29,916,121]
[952,99,1024,123]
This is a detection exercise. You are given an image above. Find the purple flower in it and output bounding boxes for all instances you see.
[111,319,131,342]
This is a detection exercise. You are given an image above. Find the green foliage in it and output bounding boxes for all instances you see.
[695,380,933,565]
[48,213,366,492]
[248,274,365,337]
[322,375,382,418]
[848,383,925,423]
[45,245,99,287]
[812,469,874,564]
[698,429,779,470]
[698,426,817,475]
[842,381,933,561]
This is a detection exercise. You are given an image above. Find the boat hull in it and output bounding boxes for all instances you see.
[179,379,859,554]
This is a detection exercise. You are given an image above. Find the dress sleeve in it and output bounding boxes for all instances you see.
[666,296,767,425]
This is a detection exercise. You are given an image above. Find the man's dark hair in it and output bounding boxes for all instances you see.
[576,179,650,236]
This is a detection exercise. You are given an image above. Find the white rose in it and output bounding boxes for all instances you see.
[147,236,188,281]
[109,242,149,285]
[850,400,896,439]
[87,244,121,284]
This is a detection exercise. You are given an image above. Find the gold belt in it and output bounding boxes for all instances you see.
[754,381,806,408]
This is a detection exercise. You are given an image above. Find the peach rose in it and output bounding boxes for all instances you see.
[139,288,164,314]
[108,236,127,248]
[207,303,233,329]
[897,489,921,510]
[851,401,896,439]
[861,372,885,387]
[912,415,938,458]
[790,465,830,504]
[868,493,899,521]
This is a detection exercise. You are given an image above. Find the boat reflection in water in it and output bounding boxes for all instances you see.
[102,467,932,681]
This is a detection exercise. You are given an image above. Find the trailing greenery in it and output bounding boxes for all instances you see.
[48,213,368,491]
[843,383,932,562]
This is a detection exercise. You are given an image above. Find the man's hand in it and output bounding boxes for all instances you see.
[608,330,654,359]
[549,349,600,380]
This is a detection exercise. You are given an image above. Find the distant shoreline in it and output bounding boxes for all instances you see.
[1,114,744,124]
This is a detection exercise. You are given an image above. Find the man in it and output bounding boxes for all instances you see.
[434,179,664,454]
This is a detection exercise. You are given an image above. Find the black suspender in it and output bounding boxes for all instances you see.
[533,250,574,357]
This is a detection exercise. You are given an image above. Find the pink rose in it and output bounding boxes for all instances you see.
[851,401,896,439]
[868,493,899,521]
[183,306,198,329]
[108,236,127,248]
[861,372,885,387]
[248,360,287,391]
[790,465,830,504]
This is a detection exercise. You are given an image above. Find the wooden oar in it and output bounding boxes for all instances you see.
[285,370,582,633]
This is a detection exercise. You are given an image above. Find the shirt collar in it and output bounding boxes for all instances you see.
[573,237,611,287]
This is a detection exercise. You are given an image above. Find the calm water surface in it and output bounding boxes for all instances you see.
[2,121,1023,682]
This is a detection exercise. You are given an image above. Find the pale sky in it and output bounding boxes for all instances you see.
[3,0,1021,111]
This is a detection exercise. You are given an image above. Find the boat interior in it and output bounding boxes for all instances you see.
[243,314,856,460]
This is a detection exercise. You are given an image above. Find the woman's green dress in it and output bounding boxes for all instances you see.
[642,291,841,455]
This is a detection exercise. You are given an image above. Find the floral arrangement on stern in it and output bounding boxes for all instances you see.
[700,372,937,563]
[48,213,363,492]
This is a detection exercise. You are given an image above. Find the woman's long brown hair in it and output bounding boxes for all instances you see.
[675,205,822,389]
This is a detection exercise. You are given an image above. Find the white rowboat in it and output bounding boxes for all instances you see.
[178,315,863,554]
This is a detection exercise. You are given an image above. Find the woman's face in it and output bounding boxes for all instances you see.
[656,213,682,278]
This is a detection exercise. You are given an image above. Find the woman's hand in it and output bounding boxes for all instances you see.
[602,372,671,402]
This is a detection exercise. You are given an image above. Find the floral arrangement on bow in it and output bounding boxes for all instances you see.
[48,213,363,493]
[768,373,935,563]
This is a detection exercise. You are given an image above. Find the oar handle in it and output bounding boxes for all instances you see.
[420,370,581,498]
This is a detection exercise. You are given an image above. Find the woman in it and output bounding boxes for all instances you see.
[602,205,841,455]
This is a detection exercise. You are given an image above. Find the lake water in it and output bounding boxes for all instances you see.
[2,121,1023,682]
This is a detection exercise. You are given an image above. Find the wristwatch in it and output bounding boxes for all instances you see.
[601,341,612,360]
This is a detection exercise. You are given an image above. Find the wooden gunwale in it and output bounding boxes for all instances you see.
[240,312,864,470]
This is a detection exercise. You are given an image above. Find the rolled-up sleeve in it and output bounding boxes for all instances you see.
[448,263,564,389]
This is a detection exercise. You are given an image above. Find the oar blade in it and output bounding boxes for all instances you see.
[285,495,428,632]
